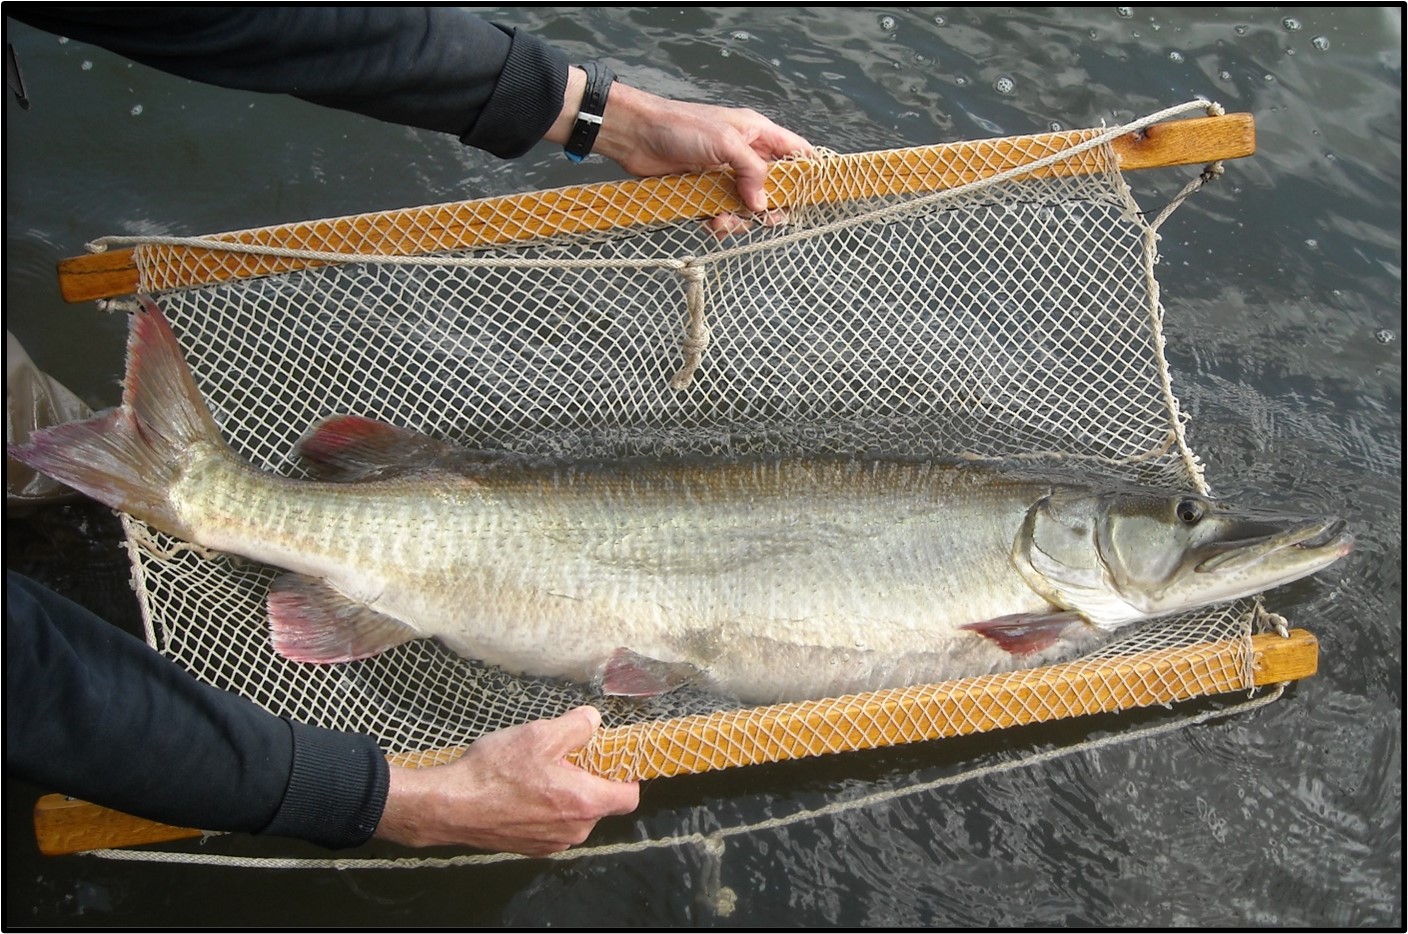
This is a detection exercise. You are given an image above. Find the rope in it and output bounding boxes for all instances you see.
[669,262,711,390]
[1139,100,1227,494]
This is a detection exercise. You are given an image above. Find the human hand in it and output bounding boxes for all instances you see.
[594,83,812,215]
[548,67,812,227]
[374,706,640,855]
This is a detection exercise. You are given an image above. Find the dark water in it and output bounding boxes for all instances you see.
[4,6,1401,928]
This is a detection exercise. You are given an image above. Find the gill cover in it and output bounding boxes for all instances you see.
[1012,487,1141,629]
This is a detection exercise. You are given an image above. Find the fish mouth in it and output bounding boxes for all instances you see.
[1194,517,1353,574]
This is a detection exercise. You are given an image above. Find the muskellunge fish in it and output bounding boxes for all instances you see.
[10,298,1354,703]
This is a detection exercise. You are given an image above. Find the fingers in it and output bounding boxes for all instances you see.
[706,208,788,240]
[750,121,815,163]
[543,706,640,815]
[719,115,813,214]
[542,704,603,759]
[725,144,773,214]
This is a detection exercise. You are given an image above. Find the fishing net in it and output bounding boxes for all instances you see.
[86,100,1279,791]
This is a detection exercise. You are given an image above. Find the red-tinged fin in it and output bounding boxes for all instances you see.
[296,413,535,482]
[267,573,422,663]
[961,612,1087,656]
[5,295,225,537]
[594,647,704,697]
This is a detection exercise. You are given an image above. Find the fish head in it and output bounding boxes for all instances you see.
[1015,488,1353,630]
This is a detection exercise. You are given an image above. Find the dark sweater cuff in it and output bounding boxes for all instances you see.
[461,27,569,158]
[259,720,389,849]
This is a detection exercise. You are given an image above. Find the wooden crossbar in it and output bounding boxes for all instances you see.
[34,628,1312,856]
[54,113,1253,303]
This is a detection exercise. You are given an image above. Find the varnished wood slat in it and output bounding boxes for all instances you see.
[578,628,1314,781]
[33,626,1311,856]
[32,794,206,856]
[56,113,1254,303]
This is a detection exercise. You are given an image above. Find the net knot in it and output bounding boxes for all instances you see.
[670,260,711,391]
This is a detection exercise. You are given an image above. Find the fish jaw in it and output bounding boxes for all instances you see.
[1138,516,1354,616]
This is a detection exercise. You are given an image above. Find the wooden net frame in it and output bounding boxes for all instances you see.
[33,109,1316,858]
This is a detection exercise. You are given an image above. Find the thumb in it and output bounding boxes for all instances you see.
[543,705,604,760]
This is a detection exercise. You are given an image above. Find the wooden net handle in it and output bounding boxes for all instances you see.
[33,628,1312,856]
[55,113,1254,303]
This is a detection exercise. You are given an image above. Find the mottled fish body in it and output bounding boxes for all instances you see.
[10,299,1354,704]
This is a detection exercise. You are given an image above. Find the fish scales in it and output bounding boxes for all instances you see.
[178,453,1063,699]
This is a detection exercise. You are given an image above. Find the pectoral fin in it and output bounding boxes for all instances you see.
[594,647,705,697]
[960,611,1087,656]
[267,573,420,663]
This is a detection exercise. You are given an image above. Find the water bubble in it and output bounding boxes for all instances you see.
[1218,70,1232,81]
[1117,7,1134,18]
[58,36,69,44]
[1304,239,1319,250]
[1169,50,1185,63]
[878,14,896,32]
[1282,17,1302,31]
[994,74,1016,94]
[1263,73,1276,82]
[1374,329,1396,345]
[914,53,930,65]
[731,30,751,41]
[81,60,92,71]
[954,74,969,86]
[933,15,947,27]
[719,48,731,58]
[1312,35,1331,51]
[1235,25,1248,36]
[1050,121,1064,132]
[129,104,143,117]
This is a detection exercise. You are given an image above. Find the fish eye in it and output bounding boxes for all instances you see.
[1176,498,1205,524]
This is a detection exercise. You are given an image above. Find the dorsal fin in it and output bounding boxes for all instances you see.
[295,414,530,481]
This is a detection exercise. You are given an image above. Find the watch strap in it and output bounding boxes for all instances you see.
[564,62,616,163]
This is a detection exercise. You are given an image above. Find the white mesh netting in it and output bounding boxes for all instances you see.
[95,101,1274,786]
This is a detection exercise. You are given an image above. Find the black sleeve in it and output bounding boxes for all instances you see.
[4,571,389,850]
[6,5,570,158]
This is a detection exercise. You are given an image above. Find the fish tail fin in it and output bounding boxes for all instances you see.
[6,296,226,535]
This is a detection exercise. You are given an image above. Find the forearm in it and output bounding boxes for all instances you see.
[7,6,569,156]
[4,571,387,849]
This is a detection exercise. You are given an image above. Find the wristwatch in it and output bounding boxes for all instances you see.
[564,62,616,163]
